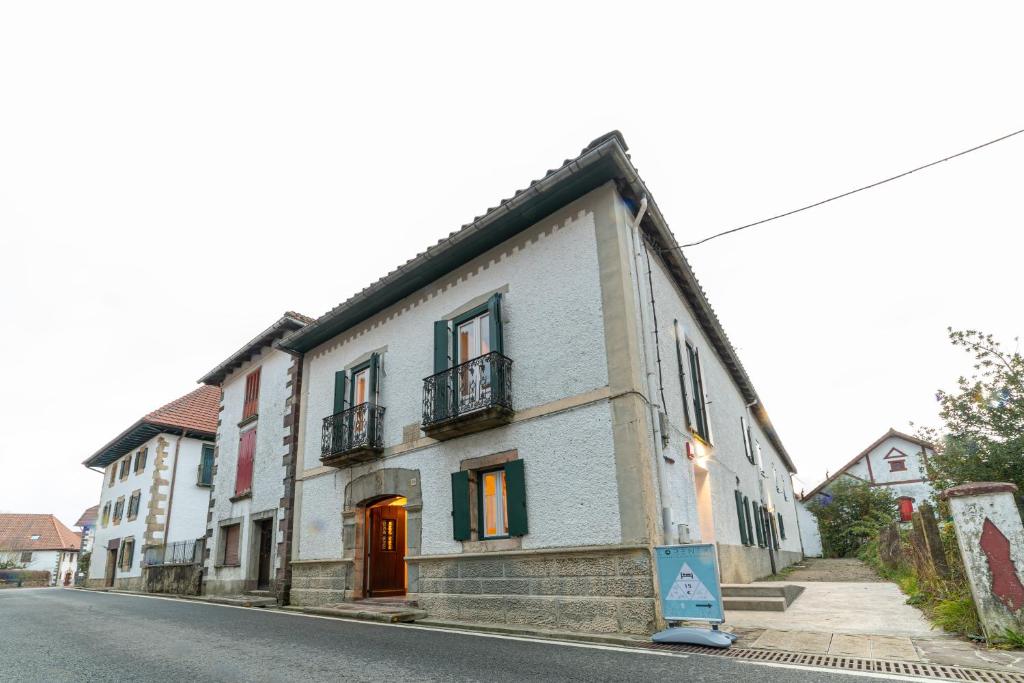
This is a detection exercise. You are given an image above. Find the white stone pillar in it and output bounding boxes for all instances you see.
[941,482,1024,640]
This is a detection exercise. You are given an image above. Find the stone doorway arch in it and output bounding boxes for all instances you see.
[342,468,422,599]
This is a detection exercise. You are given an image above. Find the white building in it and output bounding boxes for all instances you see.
[74,505,98,555]
[279,132,803,635]
[199,312,311,600]
[82,386,220,590]
[798,428,937,555]
[0,514,81,586]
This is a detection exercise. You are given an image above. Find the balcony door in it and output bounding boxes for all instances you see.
[455,312,491,409]
[350,366,370,444]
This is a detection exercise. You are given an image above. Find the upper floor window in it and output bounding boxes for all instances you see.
[113,497,125,524]
[685,342,710,442]
[134,448,148,474]
[108,465,116,487]
[101,502,111,527]
[118,457,130,481]
[889,459,907,472]
[197,444,215,487]
[127,490,141,521]
[243,368,261,420]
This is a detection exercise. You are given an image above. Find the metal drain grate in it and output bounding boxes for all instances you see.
[640,643,1024,682]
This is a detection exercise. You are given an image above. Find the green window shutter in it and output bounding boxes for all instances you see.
[434,321,451,373]
[734,490,748,545]
[450,471,471,541]
[333,371,348,415]
[369,353,380,401]
[672,321,693,430]
[753,503,763,547]
[487,293,504,355]
[504,459,528,537]
[777,512,786,540]
[744,497,754,546]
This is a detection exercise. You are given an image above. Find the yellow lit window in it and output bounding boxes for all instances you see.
[481,470,508,538]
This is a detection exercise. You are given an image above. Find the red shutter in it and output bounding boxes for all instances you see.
[223,525,241,566]
[235,428,256,496]
[243,369,261,420]
[899,498,913,522]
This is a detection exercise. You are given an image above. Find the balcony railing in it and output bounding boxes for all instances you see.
[422,352,513,437]
[321,402,386,466]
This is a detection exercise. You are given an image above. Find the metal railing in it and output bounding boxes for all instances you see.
[143,538,204,566]
[321,402,386,459]
[422,351,513,427]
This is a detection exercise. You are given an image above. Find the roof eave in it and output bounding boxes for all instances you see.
[198,314,310,385]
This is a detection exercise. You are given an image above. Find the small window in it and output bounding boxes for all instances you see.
[127,491,141,521]
[686,342,710,442]
[119,539,135,570]
[118,458,130,480]
[134,448,148,474]
[479,469,508,538]
[243,368,261,420]
[740,417,755,464]
[30,534,41,541]
[113,497,125,524]
[221,524,241,566]
[20,551,32,563]
[197,444,215,487]
[889,459,907,472]
[381,519,396,551]
[777,512,787,540]
[108,465,116,487]
[101,502,111,527]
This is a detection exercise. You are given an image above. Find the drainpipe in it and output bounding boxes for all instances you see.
[628,197,673,545]
[163,430,187,546]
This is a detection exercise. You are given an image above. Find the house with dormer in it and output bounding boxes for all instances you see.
[797,428,937,556]
[279,132,803,635]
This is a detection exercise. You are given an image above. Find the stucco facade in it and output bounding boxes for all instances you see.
[201,315,309,600]
[285,134,803,635]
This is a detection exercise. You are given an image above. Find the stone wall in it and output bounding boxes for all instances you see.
[290,560,353,606]
[143,565,202,595]
[409,546,656,635]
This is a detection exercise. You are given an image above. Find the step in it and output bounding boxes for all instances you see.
[723,596,788,612]
[200,594,278,608]
[721,583,805,606]
[356,597,419,608]
[286,602,427,623]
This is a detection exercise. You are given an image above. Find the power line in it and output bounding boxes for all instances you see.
[665,127,1024,250]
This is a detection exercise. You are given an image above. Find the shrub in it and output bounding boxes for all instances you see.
[808,478,898,557]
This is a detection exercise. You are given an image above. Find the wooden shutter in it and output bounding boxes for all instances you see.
[450,471,471,541]
[744,497,755,546]
[333,371,348,415]
[504,459,528,537]
[741,417,753,464]
[777,512,786,540]
[753,503,764,547]
[734,490,748,545]
[235,429,256,496]
[434,321,451,373]
[487,293,504,355]
[673,321,693,429]
[243,369,261,419]
[368,353,380,401]
[223,525,240,565]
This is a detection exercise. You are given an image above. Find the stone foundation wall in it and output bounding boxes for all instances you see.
[143,565,202,595]
[289,560,353,606]
[718,544,803,583]
[410,546,656,635]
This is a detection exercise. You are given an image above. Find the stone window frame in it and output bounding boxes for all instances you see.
[126,490,142,522]
[112,496,125,525]
[215,516,244,568]
[134,448,148,474]
[459,449,521,553]
[118,537,135,571]
[118,457,131,481]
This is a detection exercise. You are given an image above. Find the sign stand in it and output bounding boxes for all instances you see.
[651,543,737,649]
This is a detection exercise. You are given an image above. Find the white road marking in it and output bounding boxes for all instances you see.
[80,590,688,659]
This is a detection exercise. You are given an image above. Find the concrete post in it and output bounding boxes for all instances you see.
[941,482,1024,641]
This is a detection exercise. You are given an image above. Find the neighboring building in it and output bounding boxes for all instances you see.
[798,428,937,555]
[279,131,802,635]
[82,385,220,590]
[199,312,312,601]
[0,514,81,586]
[75,505,99,555]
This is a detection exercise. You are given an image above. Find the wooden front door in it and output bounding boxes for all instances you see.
[105,549,117,587]
[367,504,406,596]
[256,520,273,590]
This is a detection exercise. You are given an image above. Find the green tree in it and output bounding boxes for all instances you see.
[808,478,898,557]
[918,329,1024,497]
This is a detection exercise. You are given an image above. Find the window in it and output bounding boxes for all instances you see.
[686,342,710,442]
[235,428,256,496]
[479,470,508,538]
[450,458,526,541]
[899,497,914,522]
[20,551,32,563]
[221,524,241,566]
[777,512,787,540]
[734,490,751,546]
[30,534,40,541]
[740,416,755,464]
[889,459,907,472]
[672,320,693,430]
[118,457,130,480]
[108,465,116,487]
[243,368,261,420]
[744,497,755,547]
[380,519,396,551]
[113,497,125,524]
[101,502,111,527]
[197,444,215,486]
[431,293,504,420]
[134,448,148,474]
[119,538,134,571]
[773,464,781,493]
[127,491,141,521]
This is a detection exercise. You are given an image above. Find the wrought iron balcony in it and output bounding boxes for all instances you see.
[321,402,386,467]
[422,352,513,440]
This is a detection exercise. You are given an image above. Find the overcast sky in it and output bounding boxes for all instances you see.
[2,2,1022,528]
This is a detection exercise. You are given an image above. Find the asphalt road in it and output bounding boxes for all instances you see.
[0,588,906,682]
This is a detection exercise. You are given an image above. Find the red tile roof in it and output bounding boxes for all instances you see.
[74,505,99,529]
[143,385,221,434]
[0,514,82,551]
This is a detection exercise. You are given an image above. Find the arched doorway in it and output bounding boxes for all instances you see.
[365,497,407,596]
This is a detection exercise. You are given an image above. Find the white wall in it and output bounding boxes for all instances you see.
[206,345,293,582]
[296,190,616,560]
[837,435,937,508]
[797,500,823,557]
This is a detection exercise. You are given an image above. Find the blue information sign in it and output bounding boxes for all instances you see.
[654,543,724,623]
